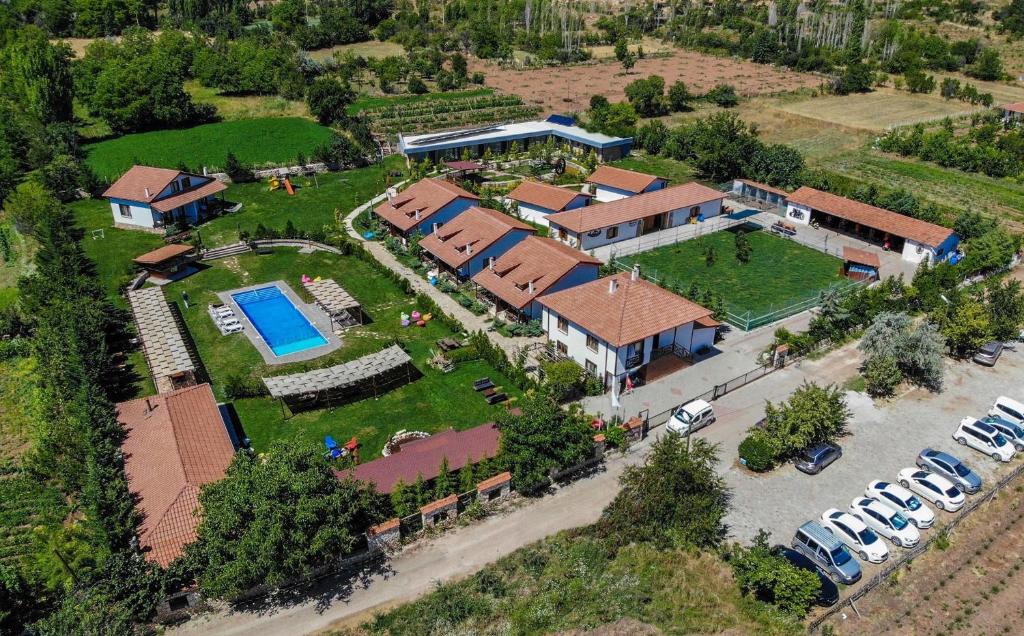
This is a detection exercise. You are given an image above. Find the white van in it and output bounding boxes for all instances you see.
[666,399,715,436]
[989,396,1024,426]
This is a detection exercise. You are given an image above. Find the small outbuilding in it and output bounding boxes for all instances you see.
[133,243,199,283]
[1002,102,1024,125]
[731,178,789,210]
[842,246,881,282]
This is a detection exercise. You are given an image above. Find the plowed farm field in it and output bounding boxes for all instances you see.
[470,50,823,114]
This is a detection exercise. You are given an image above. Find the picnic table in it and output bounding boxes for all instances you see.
[438,338,461,352]
[771,220,797,237]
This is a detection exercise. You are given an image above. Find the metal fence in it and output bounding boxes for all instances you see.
[807,460,1024,633]
[599,214,752,260]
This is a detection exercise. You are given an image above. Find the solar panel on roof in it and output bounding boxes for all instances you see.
[407,123,507,147]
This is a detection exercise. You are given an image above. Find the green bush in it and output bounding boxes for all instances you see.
[603,426,626,450]
[446,345,481,364]
[223,372,268,399]
[738,433,775,472]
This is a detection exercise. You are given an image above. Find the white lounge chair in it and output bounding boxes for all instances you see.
[221,323,243,335]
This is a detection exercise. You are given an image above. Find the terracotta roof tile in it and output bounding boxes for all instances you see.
[420,494,458,515]
[538,272,713,347]
[737,178,789,198]
[471,236,601,309]
[117,384,235,567]
[787,187,955,247]
[842,246,881,268]
[341,422,501,494]
[547,182,724,233]
[1004,102,1024,114]
[150,179,226,212]
[586,165,662,193]
[418,206,535,269]
[374,178,479,232]
[507,181,590,212]
[476,471,511,492]
[368,518,400,535]
[102,166,182,202]
[133,243,196,266]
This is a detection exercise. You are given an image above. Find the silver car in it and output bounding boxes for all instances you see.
[916,448,982,494]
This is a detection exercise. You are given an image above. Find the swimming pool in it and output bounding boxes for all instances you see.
[231,286,328,357]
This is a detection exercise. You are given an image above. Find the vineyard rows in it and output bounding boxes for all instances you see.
[367,94,542,134]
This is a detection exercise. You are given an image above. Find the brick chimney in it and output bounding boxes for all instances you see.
[608,278,618,294]
[631,264,640,281]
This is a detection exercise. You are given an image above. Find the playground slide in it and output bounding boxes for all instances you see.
[284,177,295,195]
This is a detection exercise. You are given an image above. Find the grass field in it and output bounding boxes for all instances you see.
[186,81,310,121]
[776,88,983,131]
[161,248,521,455]
[0,226,35,309]
[619,227,844,316]
[84,117,336,179]
[69,155,405,298]
[820,151,1024,228]
[307,40,406,62]
[610,154,695,185]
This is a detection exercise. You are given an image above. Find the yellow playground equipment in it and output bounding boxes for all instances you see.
[268,175,295,195]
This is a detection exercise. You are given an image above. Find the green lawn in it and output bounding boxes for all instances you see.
[620,227,844,316]
[162,248,522,455]
[348,88,493,115]
[83,117,337,179]
[610,154,696,186]
[68,156,405,298]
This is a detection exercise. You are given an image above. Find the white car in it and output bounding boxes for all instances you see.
[666,399,715,436]
[820,508,889,563]
[897,468,965,512]
[848,497,920,548]
[865,480,935,529]
[954,417,1016,462]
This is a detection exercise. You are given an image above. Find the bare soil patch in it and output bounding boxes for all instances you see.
[777,87,984,131]
[470,50,823,114]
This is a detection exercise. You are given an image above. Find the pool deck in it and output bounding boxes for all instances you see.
[217,280,342,365]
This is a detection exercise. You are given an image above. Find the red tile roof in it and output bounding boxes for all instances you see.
[507,181,590,212]
[418,206,535,269]
[787,187,955,247]
[421,494,458,515]
[471,236,601,309]
[342,422,501,494]
[374,178,479,232]
[737,178,790,198]
[445,160,484,171]
[368,518,400,535]
[102,165,225,208]
[547,182,725,233]
[586,165,663,193]
[538,272,713,347]
[1004,102,1024,114]
[843,246,881,268]
[117,384,234,567]
[133,243,196,266]
[150,179,226,213]
[476,471,511,492]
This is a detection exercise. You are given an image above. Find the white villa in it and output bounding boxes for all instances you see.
[586,165,667,202]
[102,166,226,231]
[538,268,717,391]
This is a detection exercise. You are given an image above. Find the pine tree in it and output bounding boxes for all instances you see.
[390,479,413,517]
[458,457,477,494]
[433,457,454,499]
[412,473,429,506]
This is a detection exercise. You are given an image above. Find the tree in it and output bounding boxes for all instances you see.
[433,457,454,499]
[223,151,254,183]
[986,279,1024,342]
[305,77,354,125]
[746,143,805,189]
[41,154,85,202]
[961,228,1019,276]
[996,0,1024,36]
[497,389,593,494]
[967,48,1003,81]
[860,312,945,390]
[834,61,873,95]
[624,75,666,117]
[763,382,850,454]
[599,435,729,549]
[730,530,821,616]
[613,39,627,62]
[186,438,387,599]
[942,298,991,358]
[621,51,637,72]
[458,458,477,494]
[734,230,752,263]
[903,68,936,94]
[667,80,692,112]
[4,180,62,236]
[863,354,902,397]
[407,75,428,94]
[953,211,997,241]
[705,83,738,107]
[0,26,74,123]
[540,359,585,401]
[748,28,779,64]
[682,112,763,181]
[635,120,668,154]
[704,244,717,266]
[449,53,468,81]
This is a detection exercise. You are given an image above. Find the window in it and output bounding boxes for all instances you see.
[170,180,181,194]
[181,176,191,189]
[557,316,568,333]
[606,226,618,239]
[118,204,132,218]
[556,341,568,356]
[586,334,599,352]
[585,360,597,374]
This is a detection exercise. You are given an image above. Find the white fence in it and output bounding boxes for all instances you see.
[597,214,758,261]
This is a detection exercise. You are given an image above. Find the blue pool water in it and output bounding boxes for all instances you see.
[232,286,328,356]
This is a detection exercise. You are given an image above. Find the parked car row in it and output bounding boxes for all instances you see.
[782,395,1024,604]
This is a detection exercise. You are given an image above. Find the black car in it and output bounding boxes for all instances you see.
[794,442,842,475]
[776,547,840,606]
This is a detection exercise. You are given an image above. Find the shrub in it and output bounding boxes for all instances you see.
[738,433,775,472]
[224,151,255,183]
[603,426,626,451]
[223,372,268,399]
[863,354,902,397]
[731,530,821,617]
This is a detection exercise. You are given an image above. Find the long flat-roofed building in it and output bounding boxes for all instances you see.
[399,116,633,165]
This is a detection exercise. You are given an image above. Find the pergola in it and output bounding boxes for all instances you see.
[262,345,415,414]
[127,286,198,394]
[304,278,362,329]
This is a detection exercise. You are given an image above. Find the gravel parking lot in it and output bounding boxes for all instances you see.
[667,339,1024,585]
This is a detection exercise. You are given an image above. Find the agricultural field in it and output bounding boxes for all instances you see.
[610,154,695,185]
[822,469,1024,635]
[347,88,494,115]
[161,248,523,455]
[775,87,984,131]
[307,40,406,62]
[619,227,845,317]
[469,48,823,114]
[361,93,541,134]
[83,117,336,179]
[186,81,310,121]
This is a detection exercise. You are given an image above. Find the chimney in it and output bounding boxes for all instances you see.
[528,280,534,294]
[144,187,150,198]
[414,210,421,221]
[488,257,496,271]
[432,222,440,235]
[144,397,155,416]
[387,186,397,200]
[466,243,473,256]
[609,278,618,294]
[631,264,640,281]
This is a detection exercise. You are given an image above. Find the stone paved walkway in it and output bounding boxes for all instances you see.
[344,192,542,362]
